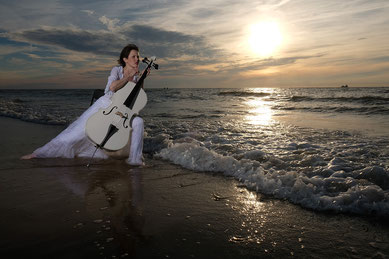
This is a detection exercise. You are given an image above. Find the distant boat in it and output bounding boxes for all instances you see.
[341,84,349,88]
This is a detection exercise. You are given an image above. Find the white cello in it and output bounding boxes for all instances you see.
[85,56,158,164]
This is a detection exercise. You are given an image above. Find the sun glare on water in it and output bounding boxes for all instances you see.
[244,88,274,126]
[248,21,282,57]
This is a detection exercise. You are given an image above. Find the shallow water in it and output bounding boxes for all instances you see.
[1,87,388,216]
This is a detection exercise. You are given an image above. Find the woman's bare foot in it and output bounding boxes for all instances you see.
[20,153,36,160]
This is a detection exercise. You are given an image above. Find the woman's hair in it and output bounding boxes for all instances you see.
[118,44,139,67]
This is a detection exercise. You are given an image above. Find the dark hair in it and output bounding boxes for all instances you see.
[118,44,139,67]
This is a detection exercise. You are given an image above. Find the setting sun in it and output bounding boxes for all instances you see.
[248,21,282,57]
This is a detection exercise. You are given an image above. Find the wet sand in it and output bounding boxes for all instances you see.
[1,117,389,258]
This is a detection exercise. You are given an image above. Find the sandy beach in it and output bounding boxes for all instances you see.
[1,116,389,258]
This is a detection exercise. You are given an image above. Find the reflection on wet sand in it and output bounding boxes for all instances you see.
[57,162,145,257]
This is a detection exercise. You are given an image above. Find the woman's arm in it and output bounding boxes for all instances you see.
[109,75,132,92]
[107,67,149,92]
[109,69,139,92]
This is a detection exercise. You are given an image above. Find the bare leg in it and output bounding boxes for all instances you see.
[126,117,144,166]
[20,153,37,160]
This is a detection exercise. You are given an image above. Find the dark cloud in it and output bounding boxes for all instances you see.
[255,57,301,67]
[352,5,386,19]
[368,56,389,63]
[153,54,323,78]
[13,28,122,56]
[225,54,323,73]
[190,8,219,18]
[8,24,222,60]
[127,24,221,59]
[129,24,194,44]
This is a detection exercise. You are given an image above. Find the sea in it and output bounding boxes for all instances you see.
[1,87,389,217]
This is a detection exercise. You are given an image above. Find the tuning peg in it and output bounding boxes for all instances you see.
[153,63,159,70]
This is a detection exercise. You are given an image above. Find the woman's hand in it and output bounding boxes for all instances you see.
[124,67,139,82]
[142,67,151,77]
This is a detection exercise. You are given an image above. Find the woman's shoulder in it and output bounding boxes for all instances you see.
[108,66,124,79]
[110,65,123,73]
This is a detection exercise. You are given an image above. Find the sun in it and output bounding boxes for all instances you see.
[248,21,282,57]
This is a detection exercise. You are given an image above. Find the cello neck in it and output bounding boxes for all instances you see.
[123,57,155,109]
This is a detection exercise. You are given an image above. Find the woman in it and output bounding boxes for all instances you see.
[21,44,145,166]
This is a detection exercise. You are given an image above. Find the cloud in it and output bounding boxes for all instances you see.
[8,28,121,56]
[99,15,120,32]
[126,24,222,59]
[6,24,223,61]
[368,56,389,63]
[221,54,323,75]
[82,10,95,16]
[0,44,31,55]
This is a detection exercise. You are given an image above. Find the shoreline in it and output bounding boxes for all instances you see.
[1,117,389,258]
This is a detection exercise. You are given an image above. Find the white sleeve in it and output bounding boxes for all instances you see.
[104,66,121,94]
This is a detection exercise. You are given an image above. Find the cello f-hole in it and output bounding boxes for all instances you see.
[129,114,139,128]
[103,106,118,115]
[123,113,129,128]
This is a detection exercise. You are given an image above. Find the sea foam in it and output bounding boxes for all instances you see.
[157,141,389,216]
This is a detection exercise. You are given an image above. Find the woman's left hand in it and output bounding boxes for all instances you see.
[143,68,151,77]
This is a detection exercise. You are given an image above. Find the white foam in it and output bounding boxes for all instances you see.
[157,142,389,216]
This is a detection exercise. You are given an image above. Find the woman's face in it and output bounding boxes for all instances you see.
[123,49,139,68]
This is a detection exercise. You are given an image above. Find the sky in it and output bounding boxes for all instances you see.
[0,0,388,89]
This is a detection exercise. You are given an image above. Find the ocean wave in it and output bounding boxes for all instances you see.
[156,141,389,216]
[289,95,389,104]
[153,113,178,118]
[0,89,91,125]
[10,98,29,103]
[275,105,389,115]
[289,96,315,102]
[218,91,271,97]
[0,99,70,125]
[0,111,69,125]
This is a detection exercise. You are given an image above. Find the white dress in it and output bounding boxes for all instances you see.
[33,66,144,165]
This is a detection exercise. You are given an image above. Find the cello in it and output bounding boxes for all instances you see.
[85,56,158,163]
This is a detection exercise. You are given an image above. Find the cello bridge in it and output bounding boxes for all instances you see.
[115,111,126,118]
